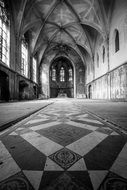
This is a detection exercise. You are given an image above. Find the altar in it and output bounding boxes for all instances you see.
[57,89,67,98]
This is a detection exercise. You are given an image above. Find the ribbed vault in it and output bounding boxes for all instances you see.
[7,0,115,66]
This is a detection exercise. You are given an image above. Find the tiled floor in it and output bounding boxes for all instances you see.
[0,99,127,190]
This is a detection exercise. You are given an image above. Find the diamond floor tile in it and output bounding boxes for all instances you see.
[37,123,92,146]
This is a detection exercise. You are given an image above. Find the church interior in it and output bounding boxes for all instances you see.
[0,0,127,189]
[0,0,127,101]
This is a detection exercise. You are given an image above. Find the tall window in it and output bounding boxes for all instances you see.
[88,64,90,75]
[52,67,56,81]
[21,40,28,77]
[60,67,65,82]
[69,68,72,81]
[115,30,119,52]
[0,0,10,66]
[97,53,99,68]
[102,46,105,63]
[33,57,37,83]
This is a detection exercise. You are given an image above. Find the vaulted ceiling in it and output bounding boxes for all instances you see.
[7,0,115,65]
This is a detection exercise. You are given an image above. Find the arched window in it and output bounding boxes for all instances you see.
[52,68,56,81]
[60,67,65,82]
[21,40,28,77]
[97,53,99,68]
[33,57,37,83]
[88,64,90,75]
[102,46,105,63]
[115,30,119,52]
[69,68,72,81]
[0,0,10,66]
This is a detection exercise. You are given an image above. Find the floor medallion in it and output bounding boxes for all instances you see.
[49,148,81,170]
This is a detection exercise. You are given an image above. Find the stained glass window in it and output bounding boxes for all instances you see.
[69,68,72,81]
[60,67,65,82]
[52,68,56,81]
[33,57,37,83]
[21,40,28,77]
[0,0,10,66]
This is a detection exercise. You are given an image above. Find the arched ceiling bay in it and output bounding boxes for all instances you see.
[7,0,115,65]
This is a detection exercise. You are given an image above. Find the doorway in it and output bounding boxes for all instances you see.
[19,80,29,100]
[0,70,9,101]
[88,85,92,99]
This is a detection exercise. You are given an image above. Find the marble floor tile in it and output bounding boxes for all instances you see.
[89,170,108,190]
[0,141,20,182]
[21,131,63,156]
[66,120,98,131]
[67,131,108,156]
[37,123,92,146]
[110,142,127,179]
[77,118,103,125]
[30,121,61,131]
[25,118,49,125]
[84,135,126,170]
[23,170,43,190]
[68,158,87,171]
[44,157,64,171]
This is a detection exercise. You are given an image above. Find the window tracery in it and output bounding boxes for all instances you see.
[21,40,28,77]
[60,67,65,82]
[0,0,10,66]
[69,68,72,81]
[33,57,37,83]
[52,67,56,81]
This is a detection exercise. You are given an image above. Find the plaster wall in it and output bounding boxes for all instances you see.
[109,0,127,71]
[87,63,127,100]
[110,64,127,99]
[91,75,108,99]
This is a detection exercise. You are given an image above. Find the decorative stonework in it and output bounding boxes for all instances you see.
[49,148,81,170]
[99,172,127,190]
[45,173,90,190]
[0,175,32,190]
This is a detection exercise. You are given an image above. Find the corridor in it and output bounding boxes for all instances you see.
[0,99,127,189]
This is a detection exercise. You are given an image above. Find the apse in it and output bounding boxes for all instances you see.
[49,57,74,98]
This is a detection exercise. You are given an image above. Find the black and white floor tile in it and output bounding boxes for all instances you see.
[0,100,127,190]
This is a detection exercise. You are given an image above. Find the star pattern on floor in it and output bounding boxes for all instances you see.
[0,101,127,190]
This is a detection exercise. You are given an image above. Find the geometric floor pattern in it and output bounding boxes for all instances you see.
[0,99,127,190]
